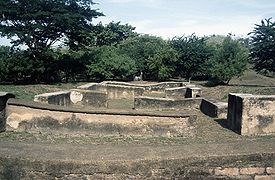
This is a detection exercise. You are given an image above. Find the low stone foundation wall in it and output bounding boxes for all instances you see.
[78,83,145,100]
[185,86,202,98]
[34,91,71,106]
[70,89,107,108]
[103,81,188,88]
[227,93,275,136]
[200,99,228,119]
[134,96,202,110]
[5,99,193,136]
[165,87,187,99]
[77,83,98,90]
[34,89,108,108]
[0,149,274,179]
[104,84,144,100]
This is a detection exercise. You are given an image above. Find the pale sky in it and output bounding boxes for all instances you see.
[94,0,275,38]
[1,0,275,46]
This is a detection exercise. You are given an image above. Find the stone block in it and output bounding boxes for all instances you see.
[227,93,275,136]
[254,175,275,180]
[200,99,228,118]
[185,87,202,98]
[165,87,187,99]
[214,167,239,176]
[266,167,275,174]
[240,167,265,175]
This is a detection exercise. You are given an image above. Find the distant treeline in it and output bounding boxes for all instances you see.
[0,0,274,84]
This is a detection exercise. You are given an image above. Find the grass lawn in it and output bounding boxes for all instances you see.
[194,70,275,102]
[0,82,86,100]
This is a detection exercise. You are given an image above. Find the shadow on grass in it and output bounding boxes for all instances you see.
[214,118,228,129]
[214,118,242,135]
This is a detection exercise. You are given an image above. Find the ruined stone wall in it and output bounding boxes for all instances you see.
[90,84,145,100]
[165,87,187,99]
[34,90,108,108]
[227,93,275,136]
[5,99,192,136]
[34,91,71,106]
[200,99,228,119]
[134,96,202,110]
[0,152,274,179]
[101,81,189,91]
[70,89,107,108]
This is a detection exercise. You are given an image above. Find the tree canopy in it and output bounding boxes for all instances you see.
[205,36,249,84]
[171,34,211,80]
[249,18,275,75]
[93,22,137,47]
[118,35,168,78]
[0,0,103,54]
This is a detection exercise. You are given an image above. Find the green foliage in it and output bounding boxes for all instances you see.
[147,45,178,81]
[0,0,103,57]
[93,22,137,46]
[0,0,102,81]
[205,36,249,84]
[0,0,103,82]
[171,34,211,80]
[0,46,10,80]
[58,49,90,82]
[87,46,136,80]
[249,18,275,74]
[119,35,168,78]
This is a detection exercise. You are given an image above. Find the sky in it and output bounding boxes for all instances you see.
[1,0,275,45]
[93,0,275,38]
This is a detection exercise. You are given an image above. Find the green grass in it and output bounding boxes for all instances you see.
[0,82,85,100]
[194,70,275,102]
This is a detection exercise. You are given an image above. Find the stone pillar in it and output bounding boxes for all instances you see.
[185,87,202,98]
[227,93,275,136]
[0,92,15,132]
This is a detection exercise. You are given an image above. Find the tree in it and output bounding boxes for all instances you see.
[86,46,136,81]
[0,0,103,81]
[57,49,88,82]
[205,36,249,84]
[171,34,211,80]
[0,46,10,80]
[0,0,103,51]
[92,21,137,46]
[119,35,168,78]
[249,18,275,75]
[147,45,178,81]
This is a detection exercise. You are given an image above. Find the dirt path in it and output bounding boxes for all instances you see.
[0,139,274,162]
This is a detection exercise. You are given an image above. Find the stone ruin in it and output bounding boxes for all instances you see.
[0,81,275,179]
[33,81,202,110]
[0,81,274,136]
